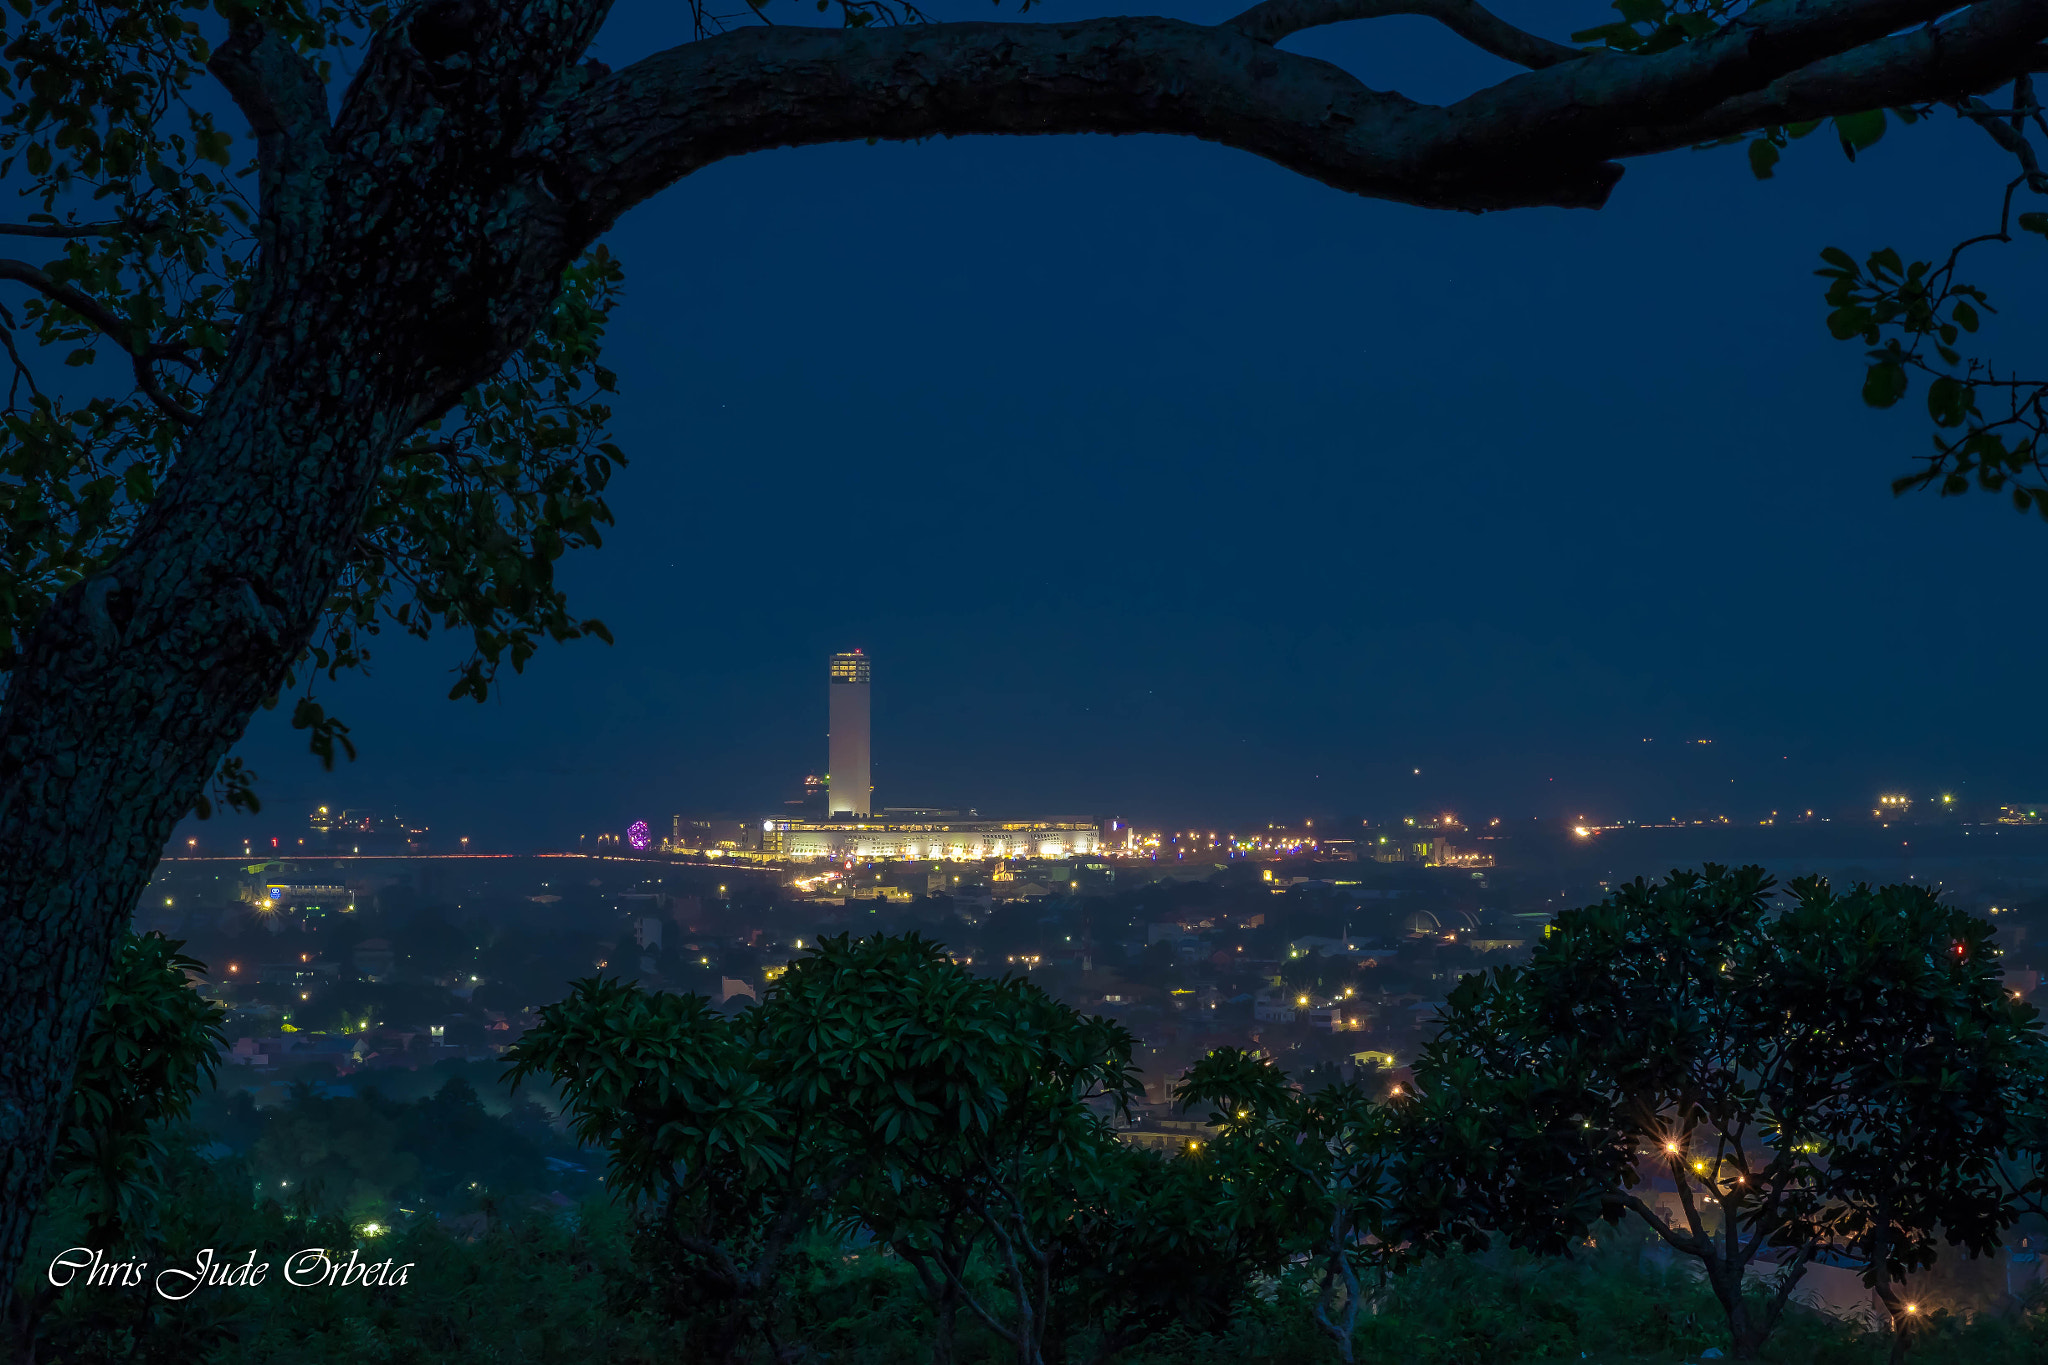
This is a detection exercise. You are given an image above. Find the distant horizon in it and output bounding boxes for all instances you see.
[179,0,2047,857]
[168,807,2048,869]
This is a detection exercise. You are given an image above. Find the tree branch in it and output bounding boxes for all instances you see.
[1955,93,2048,190]
[1225,0,1578,68]
[207,19,333,247]
[209,22,329,149]
[936,1215,1023,1347]
[0,221,138,240]
[550,0,2048,236]
[0,260,198,425]
[1612,1187,1708,1257]
[1602,2,2048,157]
[551,17,1616,222]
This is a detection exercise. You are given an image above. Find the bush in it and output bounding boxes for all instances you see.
[18,1137,683,1365]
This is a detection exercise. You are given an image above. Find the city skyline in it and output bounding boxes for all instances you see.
[181,1,2048,850]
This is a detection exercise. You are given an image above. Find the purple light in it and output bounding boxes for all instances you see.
[626,820,651,851]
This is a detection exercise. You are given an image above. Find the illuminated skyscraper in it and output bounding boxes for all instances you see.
[827,650,871,816]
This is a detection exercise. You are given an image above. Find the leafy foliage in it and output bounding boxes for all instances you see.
[1820,222,2048,519]
[52,930,226,1248]
[1766,879,2048,1330]
[1176,1048,1423,1362]
[509,934,1230,1365]
[1569,0,1750,56]
[22,902,2047,1364]
[0,0,264,672]
[0,0,625,809]
[22,1140,684,1365]
[1568,9,2048,522]
[19,1137,2048,1365]
[1809,81,2048,520]
[1409,868,2048,1359]
[323,246,625,709]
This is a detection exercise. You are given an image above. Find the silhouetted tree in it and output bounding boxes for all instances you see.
[1408,868,2048,1362]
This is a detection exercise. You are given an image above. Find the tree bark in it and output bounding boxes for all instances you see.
[0,5,603,1323]
[934,1280,959,1365]
[1,0,2045,1330]
[548,0,2048,225]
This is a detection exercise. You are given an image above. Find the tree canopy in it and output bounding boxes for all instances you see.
[1408,867,2048,1361]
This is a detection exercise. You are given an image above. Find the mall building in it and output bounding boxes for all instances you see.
[762,817,1104,862]
[727,651,1111,862]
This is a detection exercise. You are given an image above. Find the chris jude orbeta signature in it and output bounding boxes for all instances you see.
[49,1246,415,1299]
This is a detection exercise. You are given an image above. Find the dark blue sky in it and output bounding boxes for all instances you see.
[203,0,2048,848]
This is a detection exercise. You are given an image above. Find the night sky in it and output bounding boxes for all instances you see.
[196,0,2048,849]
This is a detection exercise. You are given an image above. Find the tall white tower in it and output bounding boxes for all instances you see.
[827,650,871,816]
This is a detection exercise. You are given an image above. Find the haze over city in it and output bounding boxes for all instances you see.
[178,4,2048,850]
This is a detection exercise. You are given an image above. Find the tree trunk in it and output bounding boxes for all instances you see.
[0,13,597,1322]
[0,334,422,1321]
[1700,1258,1767,1360]
[1311,1254,1361,1364]
[934,1282,959,1365]
[1872,1280,1915,1365]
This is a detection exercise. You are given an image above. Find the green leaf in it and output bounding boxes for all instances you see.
[195,127,231,166]
[1925,376,1973,428]
[1833,110,1886,158]
[1747,138,1781,180]
[1825,306,1870,341]
[1862,360,1907,409]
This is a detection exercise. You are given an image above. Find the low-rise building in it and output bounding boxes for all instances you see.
[762,817,1101,861]
[1115,1114,1209,1153]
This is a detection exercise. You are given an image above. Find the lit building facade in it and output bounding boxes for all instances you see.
[827,651,871,816]
[763,818,1101,862]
